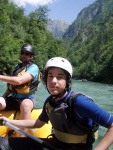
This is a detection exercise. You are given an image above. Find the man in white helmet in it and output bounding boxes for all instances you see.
[0,57,113,150]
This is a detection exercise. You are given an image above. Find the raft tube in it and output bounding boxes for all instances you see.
[0,109,52,138]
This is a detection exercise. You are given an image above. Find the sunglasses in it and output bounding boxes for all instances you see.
[21,51,31,56]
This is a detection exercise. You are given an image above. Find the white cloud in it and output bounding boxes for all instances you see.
[10,0,55,7]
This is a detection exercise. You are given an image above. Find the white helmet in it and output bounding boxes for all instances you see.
[44,57,73,77]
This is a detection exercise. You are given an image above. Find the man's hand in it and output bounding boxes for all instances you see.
[0,115,9,125]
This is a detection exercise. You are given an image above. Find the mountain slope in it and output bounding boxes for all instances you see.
[47,20,69,38]
[63,0,113,40]
[62,0,113,84]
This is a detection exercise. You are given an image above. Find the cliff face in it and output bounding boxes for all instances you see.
[63,0,113,40]
[46,20,69,38]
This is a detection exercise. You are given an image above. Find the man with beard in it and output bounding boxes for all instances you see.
[0,43,39,137]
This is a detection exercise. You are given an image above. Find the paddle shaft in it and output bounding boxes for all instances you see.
[4,121,59,150]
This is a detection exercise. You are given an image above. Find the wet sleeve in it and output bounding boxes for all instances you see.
[27,64,39,77]
[74,95,113,127]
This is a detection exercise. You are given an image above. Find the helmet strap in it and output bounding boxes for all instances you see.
[51,88,67,100]
[48,88,67,107]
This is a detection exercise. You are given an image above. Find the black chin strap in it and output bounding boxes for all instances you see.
[52,88,67,100]
[48,89,67,107]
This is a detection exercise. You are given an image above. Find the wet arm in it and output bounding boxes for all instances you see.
[75,96,113,149]
[0,116,45,129]
[94,123,113,150]
[9,118,45,128]
[0,72,32,85]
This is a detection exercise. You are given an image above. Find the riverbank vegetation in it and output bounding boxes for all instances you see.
[0,0,66,74]
[0,0,113,84]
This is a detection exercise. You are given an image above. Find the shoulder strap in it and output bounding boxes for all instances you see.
[37,71,42,82]
[67,92,99,132]
[67,92,82,107]
[67,92,99,145]
[11,63,21,76]
[66,92,82,128]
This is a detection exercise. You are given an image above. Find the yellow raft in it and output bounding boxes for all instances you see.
[0,109,52,138]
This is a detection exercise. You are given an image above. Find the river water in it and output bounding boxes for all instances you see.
[0,80,113,149]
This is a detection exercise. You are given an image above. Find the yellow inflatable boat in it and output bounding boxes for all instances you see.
[0,109,52,138]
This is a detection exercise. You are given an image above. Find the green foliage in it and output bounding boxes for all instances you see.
[63,0,113,84]
[1,0,113,85]
[0,1,66,74]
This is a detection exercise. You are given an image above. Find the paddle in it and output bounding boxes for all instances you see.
[3,121,59,150]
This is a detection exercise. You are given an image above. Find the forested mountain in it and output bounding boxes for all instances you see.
[62,0,113,84]
[0,0,66,74]
[46,20,69,38]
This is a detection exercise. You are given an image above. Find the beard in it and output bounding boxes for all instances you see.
[21,58,29,64]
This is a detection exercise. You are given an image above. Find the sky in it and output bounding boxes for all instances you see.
[10,0,96,24]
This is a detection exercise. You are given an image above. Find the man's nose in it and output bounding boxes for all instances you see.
[52,77,57,82]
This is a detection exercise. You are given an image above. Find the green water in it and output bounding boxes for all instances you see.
[0,80,113,149]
